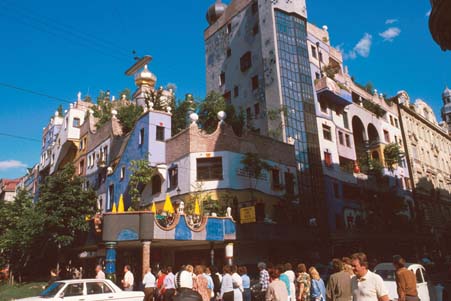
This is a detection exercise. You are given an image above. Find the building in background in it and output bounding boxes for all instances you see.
[204,0,325,230]
[0,178,21,202]
[429,0,451,51]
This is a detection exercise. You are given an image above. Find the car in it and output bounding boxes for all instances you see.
[16,278,144,301]
[373,262,440,301]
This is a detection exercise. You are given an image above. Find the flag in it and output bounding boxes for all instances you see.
[163,193,174,214]
[118,194,125,213]
[151,201,156,214]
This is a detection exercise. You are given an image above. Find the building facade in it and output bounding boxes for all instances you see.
[0,178,20,202]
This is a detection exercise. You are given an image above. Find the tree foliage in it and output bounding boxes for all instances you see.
[92,99,113,128]
[128,158,157,210]
[172,94,197,136]
[240,152,271,200]
[117,103,144,134]
[383,143,404,172]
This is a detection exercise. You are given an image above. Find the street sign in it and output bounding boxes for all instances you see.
[240,206,256,224]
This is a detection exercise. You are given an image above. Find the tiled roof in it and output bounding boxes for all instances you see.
[0,179,21,192]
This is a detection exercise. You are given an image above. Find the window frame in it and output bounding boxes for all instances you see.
[196,157,223,181]
[156,126,165,142]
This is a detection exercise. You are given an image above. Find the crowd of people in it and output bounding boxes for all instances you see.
[47,252,419,301]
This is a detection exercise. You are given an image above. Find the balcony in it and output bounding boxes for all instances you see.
[429,0,451,51]
[315,77,352,107]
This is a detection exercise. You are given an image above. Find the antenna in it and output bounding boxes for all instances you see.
[125,55,152,76]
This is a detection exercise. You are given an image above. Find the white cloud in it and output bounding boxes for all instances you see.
[338,33,373,60]
[0,160,27,171]
[426,10,431,17]
[379,27,401,42]
[385,18,398,24]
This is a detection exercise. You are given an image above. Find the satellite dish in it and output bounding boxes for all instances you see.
[125,55,152,76]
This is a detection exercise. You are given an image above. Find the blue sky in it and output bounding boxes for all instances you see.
[0,0,448,179]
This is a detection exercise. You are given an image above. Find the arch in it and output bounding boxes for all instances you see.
[352,116,366,147]
[367,123,379,144]
[151,175,162,195]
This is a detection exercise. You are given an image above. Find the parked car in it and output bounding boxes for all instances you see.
[16,279,144,301]
[373,262,445,301]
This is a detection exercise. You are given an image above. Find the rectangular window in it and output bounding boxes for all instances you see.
[219,72,225,86]
[343,112,349,129]
[251,75,259,90]
[404,177,412,190]
[246,107,252,120]
[324,151,332,167]
[79,160,84,175]
[284,172,294,194]
[384,130,390,143]
[319,51,323,63]
[156,126,165,142]
[139,128,145,145]
[197,157,223,181]
[345,134,351,147]
[227,23,232,34]
[223,91,231,103]
[234,86,239,97]
[394,118,399,128]
[315,72,320,80]
[320,101,328,113]
[108,184,114,210]
[169,166,178,190]
[240,51,252,72]
[254,103,260,118]
[226,48,232,58]
[323,124,332,141]
[390,115,394,126]
[120,166,125,180]
[252,23,259,35]
[271,169,281,190]
[251,1,258,14]
[338,131,344,145]
[83,137,87,150]
[103,146,108,163]
[73,117,80,127]
[311,45,317,59]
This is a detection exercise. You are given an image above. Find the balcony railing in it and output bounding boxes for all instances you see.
[315,77,352,107]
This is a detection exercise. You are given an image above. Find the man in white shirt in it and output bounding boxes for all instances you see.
[143,267,156,301]
[121,265,134,291]
[351,253,389,301]
[163,266,176,301]
[95,265,105,280]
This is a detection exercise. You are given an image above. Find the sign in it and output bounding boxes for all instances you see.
[240,206,256,224]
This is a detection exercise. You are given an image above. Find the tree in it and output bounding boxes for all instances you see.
[57,105,63,116]
[117,103,144,134]
[240,152,271,200]
[384,143,404,173]
[92,99,113,128]
[128,158,157,210]
[172,94,197,136]
[38,164,97,249]
[118,88,131,100]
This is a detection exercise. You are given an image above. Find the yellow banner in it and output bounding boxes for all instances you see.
[240,206,256,224]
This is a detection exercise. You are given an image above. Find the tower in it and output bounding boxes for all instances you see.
[441,86,451,134]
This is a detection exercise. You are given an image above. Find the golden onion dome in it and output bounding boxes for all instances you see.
[134,65,156,87]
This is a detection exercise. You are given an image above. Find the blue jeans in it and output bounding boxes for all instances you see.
[243,288,251,301]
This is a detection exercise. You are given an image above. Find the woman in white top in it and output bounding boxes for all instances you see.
[220,265,234,301]
[283,263,296,301]
[232,265,243,301]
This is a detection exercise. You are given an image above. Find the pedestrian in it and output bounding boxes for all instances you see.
[296,264,310,301]
[266,265,289,301]
[259,262,270,298]
[163,266,176,301]
[239,266,251,301]
[279,264,291,301]
[309,267,326,301]
[193,265,210,301]
[326,259,352,301]
[46,268,60,289]
[122,265,134,291]
[95,265,105,280]
[232,265,243,301]
[220,265,234,301]
[209,266,221,300]
[341,258,354,278]
[176,265,194,291]
[350,252,389,301]
[283,263,296,301]
[393,255,418,301]
[143,267,156,301]
[204,266,215,301]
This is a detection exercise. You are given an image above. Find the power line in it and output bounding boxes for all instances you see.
[0,132,41,143]
[0,81,72,104]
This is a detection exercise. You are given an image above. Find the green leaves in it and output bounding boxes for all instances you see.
[128,158,157,210]
[383,143,404,173]
[117,104,144,134]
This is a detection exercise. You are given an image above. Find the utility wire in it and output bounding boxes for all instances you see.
[0,132,41,143]
[0,81,72,104]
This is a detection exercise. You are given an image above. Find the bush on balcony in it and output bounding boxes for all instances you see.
[362,99,386,118]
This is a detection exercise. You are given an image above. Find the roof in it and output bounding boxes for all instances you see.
[0,179,21,192]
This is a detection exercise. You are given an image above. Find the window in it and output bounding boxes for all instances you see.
[79,160,84,175]
[315,72,320,80]
[390,115,394,126]
[251,75,259,90]
[102,146,108,163]
[254,103,260,118]
[284,172,294,194]
[323,124,332,141]
[320,101,328,113]
[79,139,84,151]
[64,283,84,297]
[73,117,80,127]
[219,72,225,86]
[197,157,223,181]
[319,51,323,63]
[108,184,114,210]
[234,86,239,97]
[156,126,165,142]
[240,51,252,72]
[120,166,125,180]
[394,118,399,128]
[139,128,145,145]
[246,107,252,120]
[86,282,113,295]
[226,47,232,58]
[223,91,231,103]
[338,131,344,145]
[384,130,390,142]
[251,1,258,14]
[252,23,259,35]
[345,134,351,147]
[151,175,162,195]
[311,45,317,59]
[65,117,68,129]
[83,137,87,150]
[343,112,349,129]
[168,166,178,190]
[324,151,332,167]
[271,168,281,190]
[226,23,232,34]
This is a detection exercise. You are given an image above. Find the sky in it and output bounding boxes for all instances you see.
[0,0,449,179]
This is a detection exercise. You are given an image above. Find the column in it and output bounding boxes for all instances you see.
[225,243,234,266]
[105,242,117,282]
[210,242,215,267]
[142,241,151,276]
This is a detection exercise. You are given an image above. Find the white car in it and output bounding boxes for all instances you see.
[16,279,144,301]
[373,263,433,301]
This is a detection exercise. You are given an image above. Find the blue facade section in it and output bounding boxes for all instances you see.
[105,246,117,274]
[206,218,224,241]
[116,229,139,241]
[175,215,192,240]
[224,219,235,235]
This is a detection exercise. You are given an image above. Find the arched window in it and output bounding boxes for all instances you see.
[151,175,162,195]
